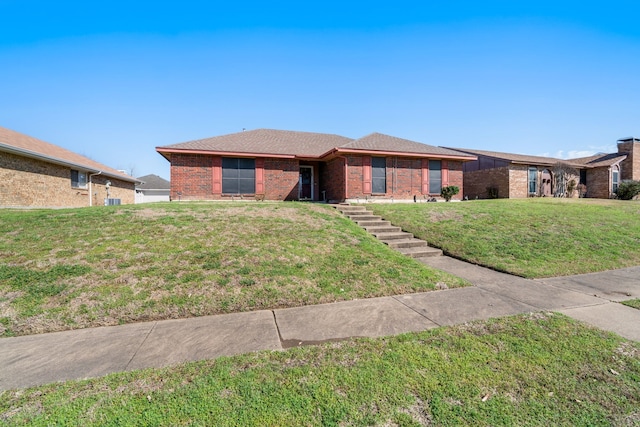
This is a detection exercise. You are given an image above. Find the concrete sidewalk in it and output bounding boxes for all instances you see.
[1,260,639,391]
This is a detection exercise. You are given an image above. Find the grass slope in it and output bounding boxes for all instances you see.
[370,199,640,278]
[0,203,465,337]
[1,313,639,426]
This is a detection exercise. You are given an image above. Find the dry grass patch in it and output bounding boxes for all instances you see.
[0,202,465,337]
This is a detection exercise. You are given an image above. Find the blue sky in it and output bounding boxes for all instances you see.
[2,1,639,179]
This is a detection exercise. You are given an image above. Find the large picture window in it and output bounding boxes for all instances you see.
[222,158,255,194]
[371,157,386,194]
[428,160,441,194]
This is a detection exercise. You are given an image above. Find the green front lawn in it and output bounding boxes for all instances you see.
[0,202,465,337]
[370,198,640,278]
[2,313,638,426]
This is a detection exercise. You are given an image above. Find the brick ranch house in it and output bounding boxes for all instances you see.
[447,137,639,199]
[156,129,476,202]
[0,126,139,208]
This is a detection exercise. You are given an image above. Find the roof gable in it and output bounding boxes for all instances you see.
[567,152,627,168]
[159,129,353,157]
[342,133,472,157]
[0,126,137,182]
[158,129,475,160]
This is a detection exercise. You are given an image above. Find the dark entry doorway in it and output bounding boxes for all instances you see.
[299,166,313,200]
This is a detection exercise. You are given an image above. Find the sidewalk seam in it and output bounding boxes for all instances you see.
[125,322,158,370]
[475,282,608,311]
[536,279,623,303]
[391,295,442,326]
[271,310,285,346]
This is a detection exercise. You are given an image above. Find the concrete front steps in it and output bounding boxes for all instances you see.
[335,204,442,258]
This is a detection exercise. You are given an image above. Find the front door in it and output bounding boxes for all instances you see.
[541,169,552,196]
[299,166,313,200]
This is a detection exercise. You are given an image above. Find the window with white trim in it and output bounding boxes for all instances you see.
[528,167,538,194]
[71,170,88,189]
[612,165,620,193]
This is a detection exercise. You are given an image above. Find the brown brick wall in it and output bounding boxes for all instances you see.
[264,158,299,201]
[170,154,304,201]
[169,154,213,201]
[346,155,365,198]
[463,166,511,199]
[462,164,583,199]
[322,158,345,202]
[168,153,467,202]
[0,151,134,208]
[91,174,135,206]
[344,155,464,201]
[508,165,530,198]
[446,161,464,200]
[618,141,640,181]
[392,158,423,197]
[586,167,613,199]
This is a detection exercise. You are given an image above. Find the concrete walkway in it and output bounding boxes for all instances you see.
[1,260,639,391]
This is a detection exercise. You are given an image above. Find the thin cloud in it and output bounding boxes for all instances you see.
[539,144,618,160]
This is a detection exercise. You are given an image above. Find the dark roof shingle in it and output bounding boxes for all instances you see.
[159,129,475,159]
[136,174,170,190]
[344,133,473,157]
[445,147,584,167]
[567,152,627,168]
[160,129,353,157]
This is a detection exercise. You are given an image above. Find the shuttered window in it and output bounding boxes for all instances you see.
[222,158,255,194]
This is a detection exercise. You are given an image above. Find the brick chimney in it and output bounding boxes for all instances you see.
[617,137,640,181]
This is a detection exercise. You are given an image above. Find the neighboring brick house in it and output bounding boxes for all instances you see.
[0,126,139,208]
[156,129,476,202]
[448,137,638,199]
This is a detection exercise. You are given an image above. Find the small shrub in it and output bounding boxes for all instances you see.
[616,180,640,200]
[578,183,587,198]
[486,186,499,199]
[440,186,460,202]
[566,179,577,198]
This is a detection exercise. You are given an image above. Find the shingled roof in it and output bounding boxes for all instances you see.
[445,147,584,167]
[567,152,627,168]
[158,129,353,158]
[157,129,476,160]
[136,174,170,190]
[344,133,471,157]
[0,126,138,182]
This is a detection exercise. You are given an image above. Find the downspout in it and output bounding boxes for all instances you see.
[336,156,348,202]
[89,171,102,207]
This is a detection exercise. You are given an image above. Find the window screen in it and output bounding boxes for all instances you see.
[222,158,255,194]
[371,157,386,194]
[429,160,442,194]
